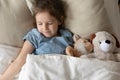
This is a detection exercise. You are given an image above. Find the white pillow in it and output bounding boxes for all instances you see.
[65,0,112,37]
[25,0,115,38]
[0,0,119,47]
[0,0,35,47]
[104,0,120,42]
[19,54,120,80]
[0,0,117,45]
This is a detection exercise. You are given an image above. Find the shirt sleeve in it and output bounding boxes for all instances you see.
[23,29,38,48]
[60,28,74,45]
[65,30,74,46]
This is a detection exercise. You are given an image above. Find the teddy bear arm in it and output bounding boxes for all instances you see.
[73,49,81,57]
[66,46,74,56]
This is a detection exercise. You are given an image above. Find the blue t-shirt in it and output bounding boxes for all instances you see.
[23,28,73,55]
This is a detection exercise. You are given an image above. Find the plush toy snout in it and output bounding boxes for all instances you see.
[100,40,114,52]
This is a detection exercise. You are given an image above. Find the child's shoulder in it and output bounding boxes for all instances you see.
[27,28,42,38]
[59,27,73,37]
[28,28,40,34]
[30,28,38,33]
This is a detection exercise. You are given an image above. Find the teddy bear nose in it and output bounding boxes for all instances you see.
[105,40,111,44]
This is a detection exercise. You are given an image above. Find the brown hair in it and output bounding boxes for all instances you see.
[33,0,67,27]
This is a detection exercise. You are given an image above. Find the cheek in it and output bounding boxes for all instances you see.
[37,26,42,32]
[51,25,58,32]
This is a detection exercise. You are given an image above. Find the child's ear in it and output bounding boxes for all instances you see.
[58,22,62,25]
[59,16,64,25]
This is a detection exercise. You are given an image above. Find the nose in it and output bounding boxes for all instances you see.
[43,24,48,30]
[105,40,111,44]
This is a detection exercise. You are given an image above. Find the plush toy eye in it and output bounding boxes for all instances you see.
[87,39,90,42]
[84,40,87,43]
[99,41,101,44]
[84,40,89,43]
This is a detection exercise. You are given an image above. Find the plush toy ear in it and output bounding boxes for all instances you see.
[89,33,96,44]
[112,34,120,48]
[73,34,81,42]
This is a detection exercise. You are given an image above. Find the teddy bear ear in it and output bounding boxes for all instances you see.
[73,34,81,42]
[89,33,96,44]
[112,34,120,48]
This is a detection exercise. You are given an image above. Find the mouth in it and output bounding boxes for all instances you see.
[44,31,51,34]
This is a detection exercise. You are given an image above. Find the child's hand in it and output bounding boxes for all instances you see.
[0,75,1,77]
[0,75,4,80]
[0,75,7,80]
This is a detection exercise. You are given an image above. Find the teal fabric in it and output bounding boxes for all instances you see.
[23,28,73,55]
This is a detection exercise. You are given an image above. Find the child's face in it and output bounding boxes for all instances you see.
[35,11,60,38]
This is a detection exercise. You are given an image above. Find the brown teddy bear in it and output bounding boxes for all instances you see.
[66,34,93,57]
[86,31,120,61]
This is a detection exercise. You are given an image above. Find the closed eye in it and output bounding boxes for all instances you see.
[38,23,42,25]
[48,22,53,25]
[37,22,42,25]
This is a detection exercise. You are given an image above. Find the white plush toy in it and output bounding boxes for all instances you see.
[86,31,120,61]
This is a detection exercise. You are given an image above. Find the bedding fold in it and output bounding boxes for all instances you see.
[19,54,120,80]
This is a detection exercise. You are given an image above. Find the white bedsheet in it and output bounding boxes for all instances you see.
[0,44,120,80]
[0,41,119,78]
[0,44,20,80]
[19,54,120,80]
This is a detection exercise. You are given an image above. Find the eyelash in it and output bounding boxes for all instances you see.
[48,22,53,25]
[38,23,42,25]
[38,22,53,25]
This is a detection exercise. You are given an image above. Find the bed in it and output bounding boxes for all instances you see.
[0,0,120,80]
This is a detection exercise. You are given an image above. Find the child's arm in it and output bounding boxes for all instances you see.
[0,40,34,80]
